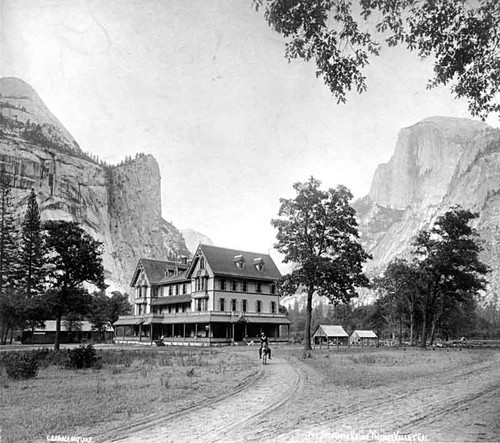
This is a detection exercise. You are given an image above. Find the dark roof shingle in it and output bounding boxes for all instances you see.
[199,244,281,281]
[138,259,168,284]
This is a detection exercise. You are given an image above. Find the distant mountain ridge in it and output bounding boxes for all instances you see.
[354,116,500,305]
[0,77,190,292]
[180,229,214,255]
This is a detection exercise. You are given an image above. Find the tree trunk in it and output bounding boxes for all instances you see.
[54,315,62,351]
[303,286,314,354]
[409,310,415,346]
[430,294,445,346]
[420,311,428,348]
[0,323,6,345]
[429,316,440,346]
[398,313,403,346]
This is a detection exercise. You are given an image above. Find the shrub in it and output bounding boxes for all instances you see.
[66,344,101,370]
[4,352,39,380]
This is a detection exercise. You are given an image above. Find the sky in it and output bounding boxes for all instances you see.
[1,0,498,254]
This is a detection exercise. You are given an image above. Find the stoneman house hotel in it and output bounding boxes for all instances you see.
[114,244,291,345]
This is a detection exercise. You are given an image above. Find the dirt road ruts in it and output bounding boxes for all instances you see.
[273,351,500,442]
[110,356,306,442]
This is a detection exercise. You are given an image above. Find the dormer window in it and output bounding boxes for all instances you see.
[254,258,265,272]
[234,255,245,270]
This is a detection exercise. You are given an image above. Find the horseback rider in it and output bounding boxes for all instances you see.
[259,332,271,359]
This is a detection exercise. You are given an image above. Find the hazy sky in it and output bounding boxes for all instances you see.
[2,0,498,254]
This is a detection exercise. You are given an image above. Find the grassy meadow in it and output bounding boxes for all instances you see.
[0,346,257,443]
[306,346,497,389]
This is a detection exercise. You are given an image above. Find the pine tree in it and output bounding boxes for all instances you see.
[18,188,46,297]
[0,173,18,295]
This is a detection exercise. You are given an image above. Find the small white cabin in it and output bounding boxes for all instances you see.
[313,324,348,348]
[349,330,379,346]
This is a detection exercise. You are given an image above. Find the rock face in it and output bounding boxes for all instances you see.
[180,229,214,255]
[0,77,190,292]
[355,116,500,303]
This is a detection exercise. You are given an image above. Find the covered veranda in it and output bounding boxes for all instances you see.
[114,313,291,346]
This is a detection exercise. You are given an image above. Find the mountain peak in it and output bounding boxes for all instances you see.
[358,116,500,304]
[0,77,39,98]
[0,76,80,153]
[408,116,491,139]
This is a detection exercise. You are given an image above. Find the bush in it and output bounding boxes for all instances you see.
[66,344,102,370]
[35,348,70,368]
[4,352,39,380]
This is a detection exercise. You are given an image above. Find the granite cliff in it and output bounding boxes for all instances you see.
[0,77,190,292]
[355,116,500,304]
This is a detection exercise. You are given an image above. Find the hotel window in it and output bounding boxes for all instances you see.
[232,280,237,291]
[219,298,225,311]
[242,281,247,292]
[256,300,262,313]
[196,277,206,292]
[182,283,186,294]
[169,286,173,296]
[231,299,237,311]
[271,301,276,313]
[221,278,226,291]
[270,284,276,294]
[197,299,206,312]
[199,257,205,269]
[242,299,247,312]
[256,282,262,293]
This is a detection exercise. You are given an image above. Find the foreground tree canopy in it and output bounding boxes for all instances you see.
[271,177,370,352]
[44,220,106,351]
[254,0,500,119]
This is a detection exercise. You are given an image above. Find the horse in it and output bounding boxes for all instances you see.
[260,343,270,364]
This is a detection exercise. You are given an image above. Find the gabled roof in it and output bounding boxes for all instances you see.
[313,324,348,338]
[28,320,113,332]
[158,269,190,284]
[351,330,378,338]
[188,244,282,281]
[130,259,169,287]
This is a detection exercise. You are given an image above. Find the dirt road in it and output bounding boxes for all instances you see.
[101,349,499,442]
[108,356,310,443]
[273,350,500,442]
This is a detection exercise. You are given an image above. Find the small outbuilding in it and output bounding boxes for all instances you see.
[349,330,379,347]
[22,320,114,345]
[313,324,348,348]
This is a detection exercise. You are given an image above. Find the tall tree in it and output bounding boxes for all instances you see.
[0,173,18,295]
[18,188,46,297]
[88,290,132,341]
[17,189,48,342]
[413,208,489,347]
[44,220,106,351]
[255,0,500,119]
[107,291,132,324]
[271,177,371,354]
[375,258,422,346]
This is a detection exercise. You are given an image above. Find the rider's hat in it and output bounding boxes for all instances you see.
[261,332,265,336]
